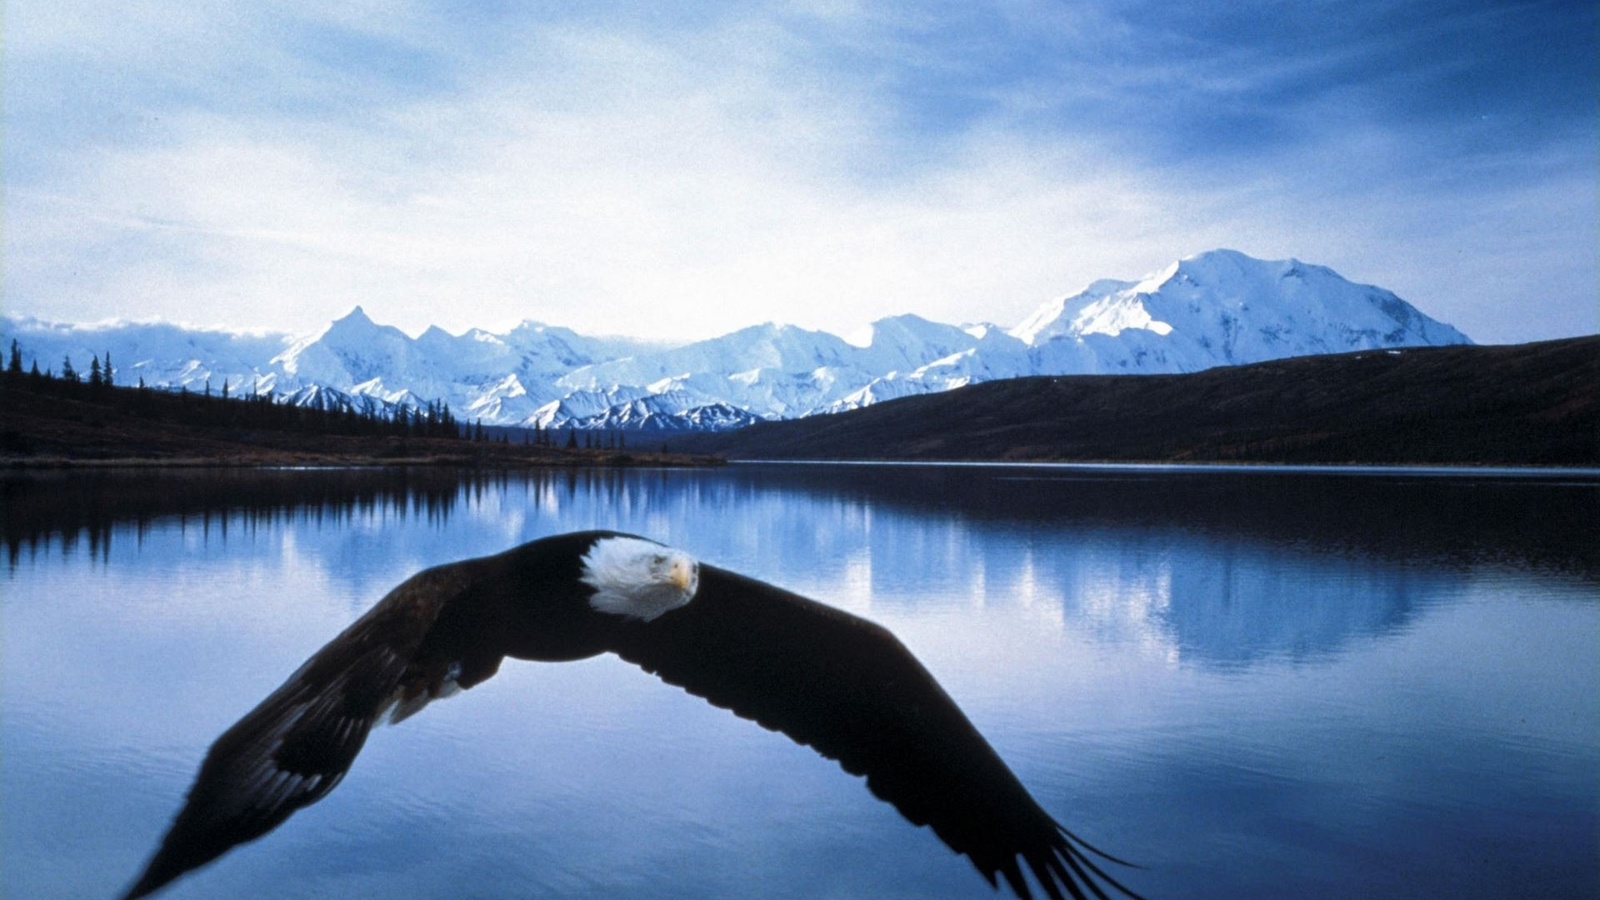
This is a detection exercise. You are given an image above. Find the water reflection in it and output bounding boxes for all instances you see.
[3,464,1596,900]
[7,465,1594,577]
[2,468,487,568]
[5,465,1592,672]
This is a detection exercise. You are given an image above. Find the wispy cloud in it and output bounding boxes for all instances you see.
[5,1,1594,342]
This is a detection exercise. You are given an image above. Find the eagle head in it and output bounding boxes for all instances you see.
[579,535,699,622]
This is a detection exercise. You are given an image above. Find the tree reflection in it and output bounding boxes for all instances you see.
[2,468,492,568]
[3,464,1592,671]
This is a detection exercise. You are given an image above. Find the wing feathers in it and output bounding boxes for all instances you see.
[122,564,482,900]
[610,565,1141,900]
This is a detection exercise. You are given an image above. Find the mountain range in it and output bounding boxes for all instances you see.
[673,336,1597,466]
[1,249,1472,431]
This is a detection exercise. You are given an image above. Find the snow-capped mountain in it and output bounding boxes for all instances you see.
[0,316,296,395]
[1011,249,1469,365]
[1,250,1472,430]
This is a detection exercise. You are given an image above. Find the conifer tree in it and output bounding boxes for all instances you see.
[7,340,22,376]
[62,355,78,382]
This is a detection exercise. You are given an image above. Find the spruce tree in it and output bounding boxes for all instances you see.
[7,340,22,376]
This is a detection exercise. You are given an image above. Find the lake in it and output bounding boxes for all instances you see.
[2,464,1596,899]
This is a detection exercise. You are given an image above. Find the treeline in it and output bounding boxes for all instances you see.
[3,339,465,440]
[486,422,629,451]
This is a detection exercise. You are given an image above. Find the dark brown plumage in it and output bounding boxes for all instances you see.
[124,531,1141,900]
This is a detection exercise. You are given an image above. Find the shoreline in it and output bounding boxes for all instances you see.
[0,452,724,470]
[721,458,1600,477]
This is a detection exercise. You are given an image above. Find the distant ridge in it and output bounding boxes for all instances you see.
[675,337,1599,467]
[1,250,1473,431]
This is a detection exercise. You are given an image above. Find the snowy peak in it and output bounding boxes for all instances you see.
[321,305,408,345]
[560,321,860,395]
[856,314,990,368]
[1008,279,1136,344]
[333,305,376,327]
[274,305,423,388]
[1010,250,1470,369]
[418,324,457,343]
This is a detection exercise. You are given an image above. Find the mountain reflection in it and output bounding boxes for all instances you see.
[739,464,1600,582]
[2,464,1591,671]
[1063,538,1434,667]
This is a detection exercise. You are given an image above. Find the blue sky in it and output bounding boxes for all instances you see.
[5,0,1595,343]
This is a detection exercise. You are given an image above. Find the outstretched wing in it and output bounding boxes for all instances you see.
[123,561,499,900]
[609,565,1142,900]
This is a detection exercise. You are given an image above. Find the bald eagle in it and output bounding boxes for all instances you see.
[123,531,1142,900]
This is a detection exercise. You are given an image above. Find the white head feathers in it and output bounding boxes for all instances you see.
[580,536,699,622]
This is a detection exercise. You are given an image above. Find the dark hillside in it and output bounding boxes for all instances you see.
[0,378,710,468]
[680,337,1598,466]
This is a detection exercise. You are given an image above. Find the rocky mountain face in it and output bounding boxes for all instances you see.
[2,250,1472,431]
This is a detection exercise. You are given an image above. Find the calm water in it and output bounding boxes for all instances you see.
[2,464,1596,899]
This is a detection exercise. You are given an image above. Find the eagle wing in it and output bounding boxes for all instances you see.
[607,564,1142,900]
[122,561,500,900]
[124,536,1141,900]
